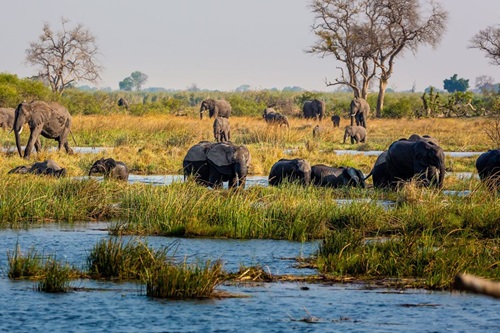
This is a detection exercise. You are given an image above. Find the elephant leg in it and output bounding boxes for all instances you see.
[351,136,354,144]
[34,138,42,153]
[208,168,224,189]
[25,126,43,158]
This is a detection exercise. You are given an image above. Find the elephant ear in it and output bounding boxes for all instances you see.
[104,158,117,169]
[207,143,235,166]
[185,142,213,162]
[29,101,51,127]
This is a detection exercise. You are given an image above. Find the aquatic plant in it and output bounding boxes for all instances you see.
[7,243,44,279]
[37,257,73,293]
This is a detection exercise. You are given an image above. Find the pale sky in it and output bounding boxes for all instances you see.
[1,1,499,92]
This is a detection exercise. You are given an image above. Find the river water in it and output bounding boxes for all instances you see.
[0,223,498,333]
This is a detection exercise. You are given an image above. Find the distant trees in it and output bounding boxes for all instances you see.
[469,24,500,66]
[119,71,148,91]
[443,74,469,93]
[308,0,448,117]
[25,18,102,95]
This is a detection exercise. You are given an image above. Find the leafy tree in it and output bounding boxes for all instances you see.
[25,18,101,95]
[469,24,500,66]
[130,71,148,91]
[443,74,469,93]
[235,84,251,92]
[308,0,448,117]
[119,77,134,91]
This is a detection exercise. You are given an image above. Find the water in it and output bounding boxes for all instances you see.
[0,223,498,333]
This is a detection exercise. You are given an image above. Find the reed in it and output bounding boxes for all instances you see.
[36,257,73,293]
[146,259,223,299]
[7,243,44,279]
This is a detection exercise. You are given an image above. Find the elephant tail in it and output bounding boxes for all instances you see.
[363,170,373,181]
[70,130,78,146]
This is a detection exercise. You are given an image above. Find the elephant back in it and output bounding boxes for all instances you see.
[184,141,214,162]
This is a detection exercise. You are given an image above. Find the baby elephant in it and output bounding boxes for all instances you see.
[89,158,129,181]
[343,125,367,144]
[8,159,66,177]
[331,115,340,128]
[213,117,230,142]
[311,164,365,188]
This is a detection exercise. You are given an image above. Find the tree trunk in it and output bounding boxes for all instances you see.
[376,79,388,118]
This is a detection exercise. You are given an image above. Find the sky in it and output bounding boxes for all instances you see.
[1,1,499,92]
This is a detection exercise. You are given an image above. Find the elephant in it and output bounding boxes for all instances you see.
[0,107,15,131]
[117,98,129,110]
[183,141,251,189]
[262,108,290,128]
[8,159,66,177]
[268,158,311,186]
[343,125,367,144]
[13,101,74,159]
[302,99,325,121]
[213,117,230,142]
[350,97,370,128]
[312,125,320,138]
[200,99,232,119]
[311,164,365,188]
[331,115,340,128]
[475,149,500,191]
[89,157,130,181]
[408,134,439,146]
[365,139,445,189]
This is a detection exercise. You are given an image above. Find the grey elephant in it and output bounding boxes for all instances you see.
[331,115,340,128]
[8,159,66,177]
[268,158,311,186]
[13,101,74,159]
[262,108,290,128]
[0,107,15,131]
[350,97,369,128]
[475,149,500,191]
[213,117,230,142]
[183,141,251,189]
[302,99,325,121]
[311,164,365,188]
[89,157,129,181]
[408,134,439,146]
[117,98,129,110]
[365,139,445,189]
[343,125,367,144]
[183,141,216,186]
[200,99,232,119]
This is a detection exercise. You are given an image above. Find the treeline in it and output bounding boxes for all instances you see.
[1,73,499,118]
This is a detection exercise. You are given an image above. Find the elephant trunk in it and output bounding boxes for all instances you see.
[235,161,248,188]
[13,114,23,157]
[438,161,445,189]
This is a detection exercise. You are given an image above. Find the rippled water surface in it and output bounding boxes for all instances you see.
[0,224,499,333]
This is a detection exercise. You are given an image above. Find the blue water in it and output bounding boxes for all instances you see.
[0,223,498,333]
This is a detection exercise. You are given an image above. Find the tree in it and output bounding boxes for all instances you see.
[25,18,101,95]
[308,0,448,117]
[443,74,469,93]
[469,25,500,66]
[119,77,134,91]
[119,71,148,91]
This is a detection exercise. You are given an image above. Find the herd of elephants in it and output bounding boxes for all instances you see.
[0,97,499,191]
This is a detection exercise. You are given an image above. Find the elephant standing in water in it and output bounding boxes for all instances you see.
[350,97,370,128]
[183,141,251,189]
[476,149,500,191]
[200,99,232,119]
[8,159,66,177]
[311,164,365,188]
[268,158,312,186]
[343,125,366,144]
[262,108,289,128]
[89,158,130,181]
[302,99,325,121]
[13,101,74,159]
[0,107,15,131]
[213,117,230,142]
[365,137,445,189]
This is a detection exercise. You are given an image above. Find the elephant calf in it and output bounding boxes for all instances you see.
[89,158,129,181]
[331,115,340,128]
[263,108,290,128]
[8,159,66,177]
[311,164,365,188]
[0,107,15,131]
[343,125,366,144]
[213,117,230,142]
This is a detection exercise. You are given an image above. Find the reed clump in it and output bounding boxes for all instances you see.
[37,258,74,293]
[7,244,44,279]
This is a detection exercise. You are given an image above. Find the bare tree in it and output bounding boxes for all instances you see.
[469,25,500,66]
[308,0,377,99]
[370,0,448,116]
[308,0,448,117]
[25,18,102,94]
